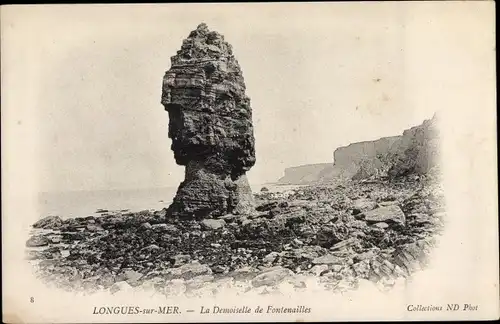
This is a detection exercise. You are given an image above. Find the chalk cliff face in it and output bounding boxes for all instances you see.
[277,163,335,185]
[332,136,403,180]
[387,115,441,178]
[161,23,256,218]
[277,115,441,184]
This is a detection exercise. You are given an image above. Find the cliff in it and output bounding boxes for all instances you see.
[277,114,440,184]
[386,115,441,178]
[277,163,336,185]
[332,136,403,180]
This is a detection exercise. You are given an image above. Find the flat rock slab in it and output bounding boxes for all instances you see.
[168,262,213,280]
[378,201,399,207]
[362,205,406,225]
[229,267,259,281]
[330,237,359,251]
[373,222,389,229]
[352,198,377,215]
[312,254,343,265]
[151,223,179,233]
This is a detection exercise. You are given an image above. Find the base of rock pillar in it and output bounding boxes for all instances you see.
[231,174,255,215]
[166,162,255,219]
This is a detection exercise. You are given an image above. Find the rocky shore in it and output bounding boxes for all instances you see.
[26,168,445,297]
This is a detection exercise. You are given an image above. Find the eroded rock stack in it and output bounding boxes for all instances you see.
[161,23,256,219]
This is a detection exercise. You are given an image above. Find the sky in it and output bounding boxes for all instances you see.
[2,3,495,192]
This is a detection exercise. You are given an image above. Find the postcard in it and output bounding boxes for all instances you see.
[1,2,498,322]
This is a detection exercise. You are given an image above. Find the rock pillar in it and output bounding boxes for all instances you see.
[161,23,256,219]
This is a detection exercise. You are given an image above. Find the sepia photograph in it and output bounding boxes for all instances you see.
[2,2,498,322]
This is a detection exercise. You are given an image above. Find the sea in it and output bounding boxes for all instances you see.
[37,183,302,220]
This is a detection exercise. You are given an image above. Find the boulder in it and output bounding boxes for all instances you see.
[211,265,228,274]
[32,216,63,229]
[200,219,226,230]
[26,235,50,247]
[86,224,104,232]
[251,267,293,288]
[151,223,178,233]
[262,252,279,263]
[315,224,349,248]
[256,201,279,212]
